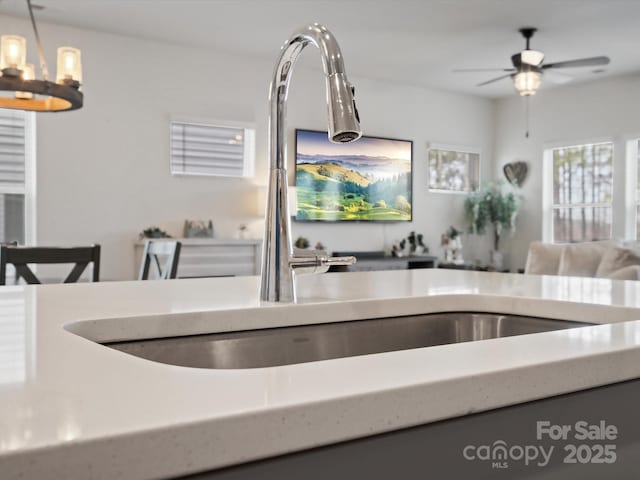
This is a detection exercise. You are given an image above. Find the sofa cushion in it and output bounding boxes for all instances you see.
[607,265,640,281]
[557,241,618,277]
[596,246,640,278]
[524,241,564,275]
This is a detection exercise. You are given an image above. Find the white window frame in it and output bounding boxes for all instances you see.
[542,137,614,244]
[24,112,36,246]
[169,115,255,179]
[426,142,481,194]
[624,136,640,240]
[0,111,36,246]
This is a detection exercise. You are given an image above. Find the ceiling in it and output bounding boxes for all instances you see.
[1,0,639,97]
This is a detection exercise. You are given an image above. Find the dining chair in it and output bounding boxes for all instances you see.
[138,240,182,280]
[0,245,101,285]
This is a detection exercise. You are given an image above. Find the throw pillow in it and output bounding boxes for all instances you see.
[557,241,618,277]
[596,246,640,278]
[607,265,640,281]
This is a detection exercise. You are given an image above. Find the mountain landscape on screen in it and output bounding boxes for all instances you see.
[295,130,412,221]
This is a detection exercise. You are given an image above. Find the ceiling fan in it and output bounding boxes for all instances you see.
[454,28,610,96]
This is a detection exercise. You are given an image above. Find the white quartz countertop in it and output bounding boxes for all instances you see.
[3,269,640,479]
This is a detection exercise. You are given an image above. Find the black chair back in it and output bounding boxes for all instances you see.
[0,245,101,285]
[139,240,181,280]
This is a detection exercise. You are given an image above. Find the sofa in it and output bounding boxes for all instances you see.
[524,240,640,280]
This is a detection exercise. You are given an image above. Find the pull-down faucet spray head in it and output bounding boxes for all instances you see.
[326,73,361,143]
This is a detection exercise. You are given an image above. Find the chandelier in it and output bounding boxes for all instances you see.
[0,0,83,112]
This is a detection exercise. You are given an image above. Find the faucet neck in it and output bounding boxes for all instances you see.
[260,24,355,303]
[268,24,346,172]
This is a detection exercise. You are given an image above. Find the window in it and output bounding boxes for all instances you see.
[0,110,34,245]
[170,119,255,178]
[548,142,613,243]
[428,145,479,193]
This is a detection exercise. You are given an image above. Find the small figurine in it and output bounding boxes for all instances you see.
[407,231,428,255]
[392,239,407,257]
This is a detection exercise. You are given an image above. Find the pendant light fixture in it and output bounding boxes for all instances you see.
[0,0,83,112]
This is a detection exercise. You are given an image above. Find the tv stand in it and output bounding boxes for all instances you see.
[329,251,437,272]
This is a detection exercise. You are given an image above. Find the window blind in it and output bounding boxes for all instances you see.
[0,110,26,191]
[170,121,254,178]
[0,291,26,384]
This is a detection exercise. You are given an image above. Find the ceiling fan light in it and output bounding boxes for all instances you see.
[513,71,541,96]
[521,49,544,66]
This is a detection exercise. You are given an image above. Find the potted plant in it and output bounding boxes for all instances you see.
[139,226,171,239]
[464,181,520,269]
[441,226,464,264]
[294,236,310,249]
[445,226,461,241]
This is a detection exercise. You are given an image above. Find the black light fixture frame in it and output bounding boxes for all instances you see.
[0,0,83,112]
[0,73,82,112]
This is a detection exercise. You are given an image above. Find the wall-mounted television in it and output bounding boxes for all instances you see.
[294,129,413,222]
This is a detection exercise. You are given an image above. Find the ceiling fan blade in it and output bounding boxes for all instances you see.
[543,56,610,69]
[476,74,513,87]
[453,68,515,72]
[545,70,573,85]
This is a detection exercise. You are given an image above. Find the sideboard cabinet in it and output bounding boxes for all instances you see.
[135,238,262,278]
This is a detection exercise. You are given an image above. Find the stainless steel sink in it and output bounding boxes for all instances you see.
[103,312,590,369]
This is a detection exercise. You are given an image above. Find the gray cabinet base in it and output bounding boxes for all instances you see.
[181,379,640,479]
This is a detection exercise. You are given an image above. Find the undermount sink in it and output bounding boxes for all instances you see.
[103,312,590,369]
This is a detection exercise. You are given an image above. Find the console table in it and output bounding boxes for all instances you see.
[329,251,438,273]
[135,238,262,278]
[438,262,510,273]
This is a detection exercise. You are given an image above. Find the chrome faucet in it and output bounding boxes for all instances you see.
[260,23,361,303]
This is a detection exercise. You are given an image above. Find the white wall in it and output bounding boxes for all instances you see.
[1,14,271,280]
[286,56,494,263]
[493,73,640,269]
[1,14,494,280]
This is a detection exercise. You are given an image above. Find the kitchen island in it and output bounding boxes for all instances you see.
[2,269,640,479]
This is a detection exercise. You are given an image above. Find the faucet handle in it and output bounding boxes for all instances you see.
[290,250,357,275]
[349,83,360,123]
[323,255,357,267]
